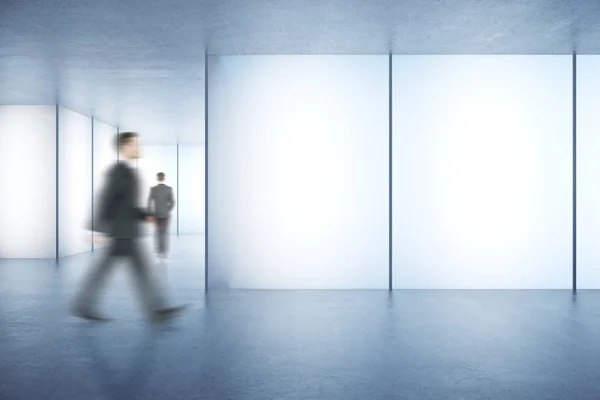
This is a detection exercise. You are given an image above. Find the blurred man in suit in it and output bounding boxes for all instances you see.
[71,132,186,322]
[147,172,175,259]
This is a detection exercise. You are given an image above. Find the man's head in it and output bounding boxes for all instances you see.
[116,132,140,159]
[157,172,165,182]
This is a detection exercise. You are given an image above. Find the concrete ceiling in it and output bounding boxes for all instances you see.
[0,0,597,143]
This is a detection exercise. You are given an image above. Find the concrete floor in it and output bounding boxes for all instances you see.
[1,236,600,399]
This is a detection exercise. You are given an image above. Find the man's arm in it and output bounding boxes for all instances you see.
[147,187,155,214]
[137,187,153,221]
[90,167,120,232]
[168,187,175,211]
[136,207,153,221]
[99,168,121,222]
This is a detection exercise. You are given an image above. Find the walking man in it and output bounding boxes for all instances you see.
[147,172,175,259]
[72,132,186,322]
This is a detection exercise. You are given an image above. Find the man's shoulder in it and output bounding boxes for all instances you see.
[106,162,124,175]
[110,161,130,169]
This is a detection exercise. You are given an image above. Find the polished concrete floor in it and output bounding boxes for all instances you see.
[1,236,600,399]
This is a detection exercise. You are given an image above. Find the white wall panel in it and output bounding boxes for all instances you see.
[0,106,57,258]
[576,56,600,288]
[58,108,92,257]
[393,55,572,289]
[207,55,389,289]
[178,145,204,235]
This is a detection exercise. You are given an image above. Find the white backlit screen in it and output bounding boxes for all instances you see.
[178,145,205,235]
[207,55,389,289]
[58,108,92,257]
[0,106,57,258]
[576,56,600,288]
[392,55,572,289]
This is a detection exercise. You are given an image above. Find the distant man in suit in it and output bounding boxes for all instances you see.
[147,172,175,258]
[71,132,186,322]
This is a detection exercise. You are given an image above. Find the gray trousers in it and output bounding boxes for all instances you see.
[74,238,166,313]
[155,217,170,254]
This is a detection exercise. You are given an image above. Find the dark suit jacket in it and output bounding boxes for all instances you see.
[90,161,151,239]
[147,184,175,219]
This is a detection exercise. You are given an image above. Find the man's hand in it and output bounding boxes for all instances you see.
[85,233,105,244]
[146,216,155,224]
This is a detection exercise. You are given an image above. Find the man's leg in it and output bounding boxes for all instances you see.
[127,239,165,310]
[127,239,185,320]
[71,243,117,320]
[130,240,185,321]
[154,219,162,255]
[159,217,169,256]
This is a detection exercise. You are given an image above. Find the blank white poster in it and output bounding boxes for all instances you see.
[59,108,92,257]
[393,55,572,289]
[0,106,57,258]
[207,55,389,289]
[178,145,204,235]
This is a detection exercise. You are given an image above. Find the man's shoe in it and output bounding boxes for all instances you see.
[70,306,112,322]
[151,305,188,322]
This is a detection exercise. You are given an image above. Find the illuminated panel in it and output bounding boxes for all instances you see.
[208,56,389,289]
[393,56,572,288]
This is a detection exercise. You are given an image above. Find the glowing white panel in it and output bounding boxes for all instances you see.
[393,55,572,289]
[92,120,117,249]
[0,106,57,258]
[58,108,92,257]
[178,145,204,234]
[208,55,389,289]
[137,145,178,237]
[576,56,600,288]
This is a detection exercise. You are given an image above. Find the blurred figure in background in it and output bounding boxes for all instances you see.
[147,172,175,259]
[71,132,186,322]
